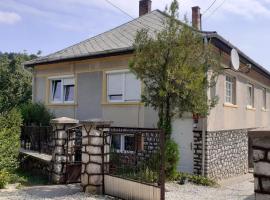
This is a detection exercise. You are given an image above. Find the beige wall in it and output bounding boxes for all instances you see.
[33,54,159,127]
[33,53,270,131]
[207,69,270,131]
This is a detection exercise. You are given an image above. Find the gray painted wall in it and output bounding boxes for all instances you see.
[76,72,103,120]
[34,77,46,103]
[50,108,75,119]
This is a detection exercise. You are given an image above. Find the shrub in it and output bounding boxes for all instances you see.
[165,139,180,180]
[176,172,217,187]
[0,109,22,171]
[0,170,10,189]
[20,102,54,126]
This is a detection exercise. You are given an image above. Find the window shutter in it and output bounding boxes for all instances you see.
[107,73,124,96]
[124,73,141,101]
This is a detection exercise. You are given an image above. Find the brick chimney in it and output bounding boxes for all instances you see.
[192,6,202,30]
[139,0,152,16]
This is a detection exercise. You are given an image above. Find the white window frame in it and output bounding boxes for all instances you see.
[49,75,75,104]
[106,70,141,103]
[111,134,135,153]
[225,75,236,104]
[247,83,254,108]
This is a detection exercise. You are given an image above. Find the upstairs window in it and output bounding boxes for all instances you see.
[50,77,75,103]
[225,75,236,104]
[107,71,141,103]
[247,83,254,107]
[263,88,267,109]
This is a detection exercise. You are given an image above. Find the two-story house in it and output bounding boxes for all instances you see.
[25,0,270,180]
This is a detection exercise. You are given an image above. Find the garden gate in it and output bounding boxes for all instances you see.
[65,125,82,183]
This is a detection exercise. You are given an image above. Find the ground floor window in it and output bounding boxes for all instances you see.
[111,134,136,152]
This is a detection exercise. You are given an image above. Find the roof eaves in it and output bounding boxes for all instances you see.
[24,47,134,67]
[207,33,270,78]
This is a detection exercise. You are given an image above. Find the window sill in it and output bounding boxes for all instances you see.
[246,105,256,111]
[47,103,77,107]
[102,102,144,106]
[223,103,238,108]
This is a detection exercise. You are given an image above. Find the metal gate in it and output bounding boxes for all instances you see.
[65,125,82,183]
[103,127,165,200]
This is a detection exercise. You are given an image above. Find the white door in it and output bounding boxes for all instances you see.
[172,118,194,173]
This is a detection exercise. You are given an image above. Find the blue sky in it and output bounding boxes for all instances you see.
[1,0,270,69]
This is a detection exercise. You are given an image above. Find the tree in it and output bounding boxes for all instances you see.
[129,0,221,137]
[0,52,38,113]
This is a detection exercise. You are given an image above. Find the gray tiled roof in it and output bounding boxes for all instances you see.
[24,10,270,78]
[25,10,167,66]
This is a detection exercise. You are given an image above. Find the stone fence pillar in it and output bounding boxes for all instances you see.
[251,131,270,200]
[50,117,79,184]
[80,119,112,194]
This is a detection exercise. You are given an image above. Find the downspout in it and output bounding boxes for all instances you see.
[202,35,209,177]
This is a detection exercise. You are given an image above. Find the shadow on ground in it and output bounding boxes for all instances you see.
[244,194,255,200]
[22,184,81,198]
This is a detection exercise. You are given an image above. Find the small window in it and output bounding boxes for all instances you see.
[107,71,141,103]
[225,75,236,104]
[263,88,267,109]
[50,77,75,103]
[247,83,254,107]
[111,134,136,152]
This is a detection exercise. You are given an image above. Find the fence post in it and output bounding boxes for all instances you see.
[50,117,79,184]
[80,119,112,195]
[160,130,165,200]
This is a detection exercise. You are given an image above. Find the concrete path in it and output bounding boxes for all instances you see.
[166,173,255,200]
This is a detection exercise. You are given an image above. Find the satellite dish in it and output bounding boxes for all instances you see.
[231,49,240,71]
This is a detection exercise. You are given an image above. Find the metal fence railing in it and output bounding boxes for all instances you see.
[103,127,165,199]
[20,125,53,155]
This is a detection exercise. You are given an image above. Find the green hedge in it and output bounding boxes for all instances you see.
[0,109,22,188]
[0,109,22,171]
[20,102,54,126]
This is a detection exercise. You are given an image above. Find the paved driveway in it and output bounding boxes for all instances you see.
[0,174,254,200]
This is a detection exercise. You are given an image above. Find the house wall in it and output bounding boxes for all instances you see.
[207,69,270,131]
[32,54,159,127]
[202,57,270,179]
[77,72,103,120]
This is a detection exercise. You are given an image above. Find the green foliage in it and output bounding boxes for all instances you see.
[109,152,159,183]
[176,172,217,187]
[165,139,179,180]
[0,109,22,172]
[10,169,49,186]
[0,52,38,113]
[129,0,222,136]
[0,170,10,189]
[20,102,54,126]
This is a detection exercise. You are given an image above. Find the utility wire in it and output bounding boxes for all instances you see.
[203,0,227,20]
[103,0,153,31]
[202,0,218,15]
[104,0,135,19]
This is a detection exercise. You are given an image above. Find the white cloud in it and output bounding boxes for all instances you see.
[0,11,21,24]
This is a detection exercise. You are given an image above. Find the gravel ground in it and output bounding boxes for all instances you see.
[0,174,254,200]
[166,176,255,200]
